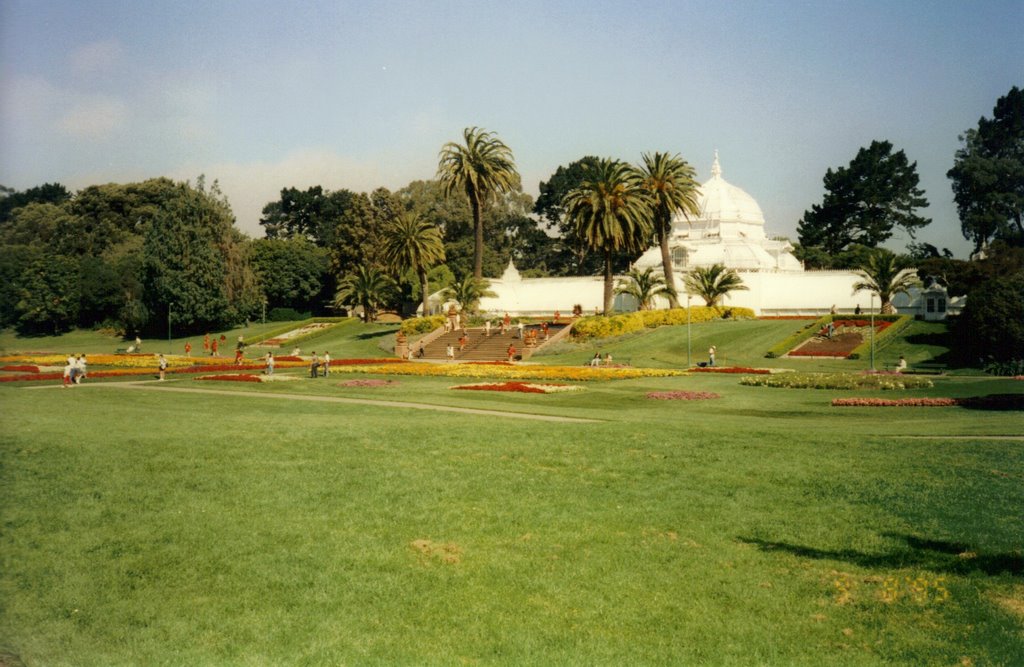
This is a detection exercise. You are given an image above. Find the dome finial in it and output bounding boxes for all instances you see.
[711,150,722,178]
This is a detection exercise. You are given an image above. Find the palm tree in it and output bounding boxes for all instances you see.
[440,275,497,314]
[682,263,749,307]
[381,211,445,316]
[437,127,520,280]
[853,249,921,314]
[614,267,674,310]
[563,159,653,314]
[640,152,701,308]
[334,265,397,322]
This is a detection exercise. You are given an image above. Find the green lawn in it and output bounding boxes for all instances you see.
[1,322,1021,665]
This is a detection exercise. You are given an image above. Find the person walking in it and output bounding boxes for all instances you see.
[309,352,320,378]
[266,352,275,375]
[507,344,517,362]
[484,320,491,337]
[211,338,219,357]
[158,354,168,381]
[62,357,73,388]
[75,354,87,384]
[184,341,192,357]
[203,333,210,355]
[590,353,601,367]
[322,351,331,376]
[708,345,716,367]
[446,344,455,362]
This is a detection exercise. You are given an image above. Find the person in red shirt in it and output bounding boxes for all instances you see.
[211,338,219,357]
[184,341,192,357]
[507,344,516,362]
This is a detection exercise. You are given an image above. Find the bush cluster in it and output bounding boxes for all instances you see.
[740,372,933,390]
[572,307,754,339]
[400,315,446,335]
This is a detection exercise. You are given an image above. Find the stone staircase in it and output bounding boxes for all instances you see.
[414,324,568,361]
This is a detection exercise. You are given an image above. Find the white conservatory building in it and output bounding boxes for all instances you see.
[430,153,944,317]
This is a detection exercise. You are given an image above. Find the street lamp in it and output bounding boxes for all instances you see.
[168,303,173,354]
[869,293,875,371]
[686,295,692,368]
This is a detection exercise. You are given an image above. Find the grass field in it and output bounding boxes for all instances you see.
[1,321,1022,665]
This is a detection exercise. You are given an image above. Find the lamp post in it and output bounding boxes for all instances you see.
[869,293,875,371]
[686,294,692,368]
[167,303,173,355]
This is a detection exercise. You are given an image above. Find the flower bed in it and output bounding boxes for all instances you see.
[833,395,1023,410]
[1,365,40,373]
[337,379,397,387]
[689,366,770,374]
[195,374,263,383]
[451,382,583,394]
[740,372,933,390]
[328,362,685,382]
[832,397,958,407]
[647,390,722,400]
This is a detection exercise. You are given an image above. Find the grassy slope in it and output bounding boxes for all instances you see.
[2,320,1021,665]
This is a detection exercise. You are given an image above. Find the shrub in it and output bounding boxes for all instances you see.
[740,372,933,390]
[571,306,754,340]
[400,315,446,335]
[268,307,309,322]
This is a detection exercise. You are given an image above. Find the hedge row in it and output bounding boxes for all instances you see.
[571,307,755,340]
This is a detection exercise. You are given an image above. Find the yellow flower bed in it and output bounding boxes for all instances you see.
[328,363,686,381]
[0,353,270,369]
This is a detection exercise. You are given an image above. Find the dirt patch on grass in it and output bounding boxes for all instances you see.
[410,539,462,564]
[990,585,1024,620]
[790,332,863,357]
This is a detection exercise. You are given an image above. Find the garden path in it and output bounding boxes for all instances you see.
[43,380,600,423]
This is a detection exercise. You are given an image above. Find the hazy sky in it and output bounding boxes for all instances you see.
[2,0,1021,257]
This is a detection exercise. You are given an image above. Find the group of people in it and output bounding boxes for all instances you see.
[62,354,87,387]
[589,352,614,367]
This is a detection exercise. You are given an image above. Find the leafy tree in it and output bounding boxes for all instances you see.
[142,180,259,332]
[614,267,674,310]
[440,275,496,314]
[853,249,921,314]
[248,238,329,313]
[437,127,520,279]
[14,254,81,334]
[563,159,653,314]
[640,152,700,307]
[334,265,397,322]
[0,182,70,225]
[381,211,445,317]
[953,269,1024,366]
[0,245,42,327]
[682,263,749,307]
[947,86,1024,251]
[797,140,930,256]
[68,178,181,255]
[534,156,606,276]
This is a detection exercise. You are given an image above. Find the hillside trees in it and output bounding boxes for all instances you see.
[947,86,1024,251]
[797,140,930,259]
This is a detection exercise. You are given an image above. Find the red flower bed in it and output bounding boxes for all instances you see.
[467,361,514,366]
[647,391,722,400]
[453,382,552,394]
[169,363,262,374]
[327,358,408,366]
[273,355,304,362]
[690,366,770,374]
[0,372,62,383]
[1,365,41,373]
[195,374,262,383]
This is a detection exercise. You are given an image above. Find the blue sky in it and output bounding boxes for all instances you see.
[1,0,1021,257]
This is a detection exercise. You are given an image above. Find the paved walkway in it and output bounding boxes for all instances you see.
[44,380,600,423]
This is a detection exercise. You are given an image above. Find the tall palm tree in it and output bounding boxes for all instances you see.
[640,152,701,308]
[682,263,749,307]
[381,211,445,316]
[614,267,674,310]
[563,159,653,314]
[437,127,520,280]
[440,275,497,314]
[853,249,921,314]
[334,265,397,322]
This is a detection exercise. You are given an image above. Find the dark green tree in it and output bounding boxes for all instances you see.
[954,269,1024,366]
[947,86,1024,251]
[563,159,653,314]
[248,238,329,313]
[381,211,445,317]
[0,182,70,225]
[334,265,397,322]
[797,140,930,255]
[14,254,81,334]
[534,156,606,276]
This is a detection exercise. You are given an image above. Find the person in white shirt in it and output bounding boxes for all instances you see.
[322,351,331,376]
[75,354,87,383]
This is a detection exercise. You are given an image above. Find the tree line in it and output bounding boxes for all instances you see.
[0,88,1020,352]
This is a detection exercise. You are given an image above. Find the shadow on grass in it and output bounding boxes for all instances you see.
[357,329,397,340]
[739,534,1022,577]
